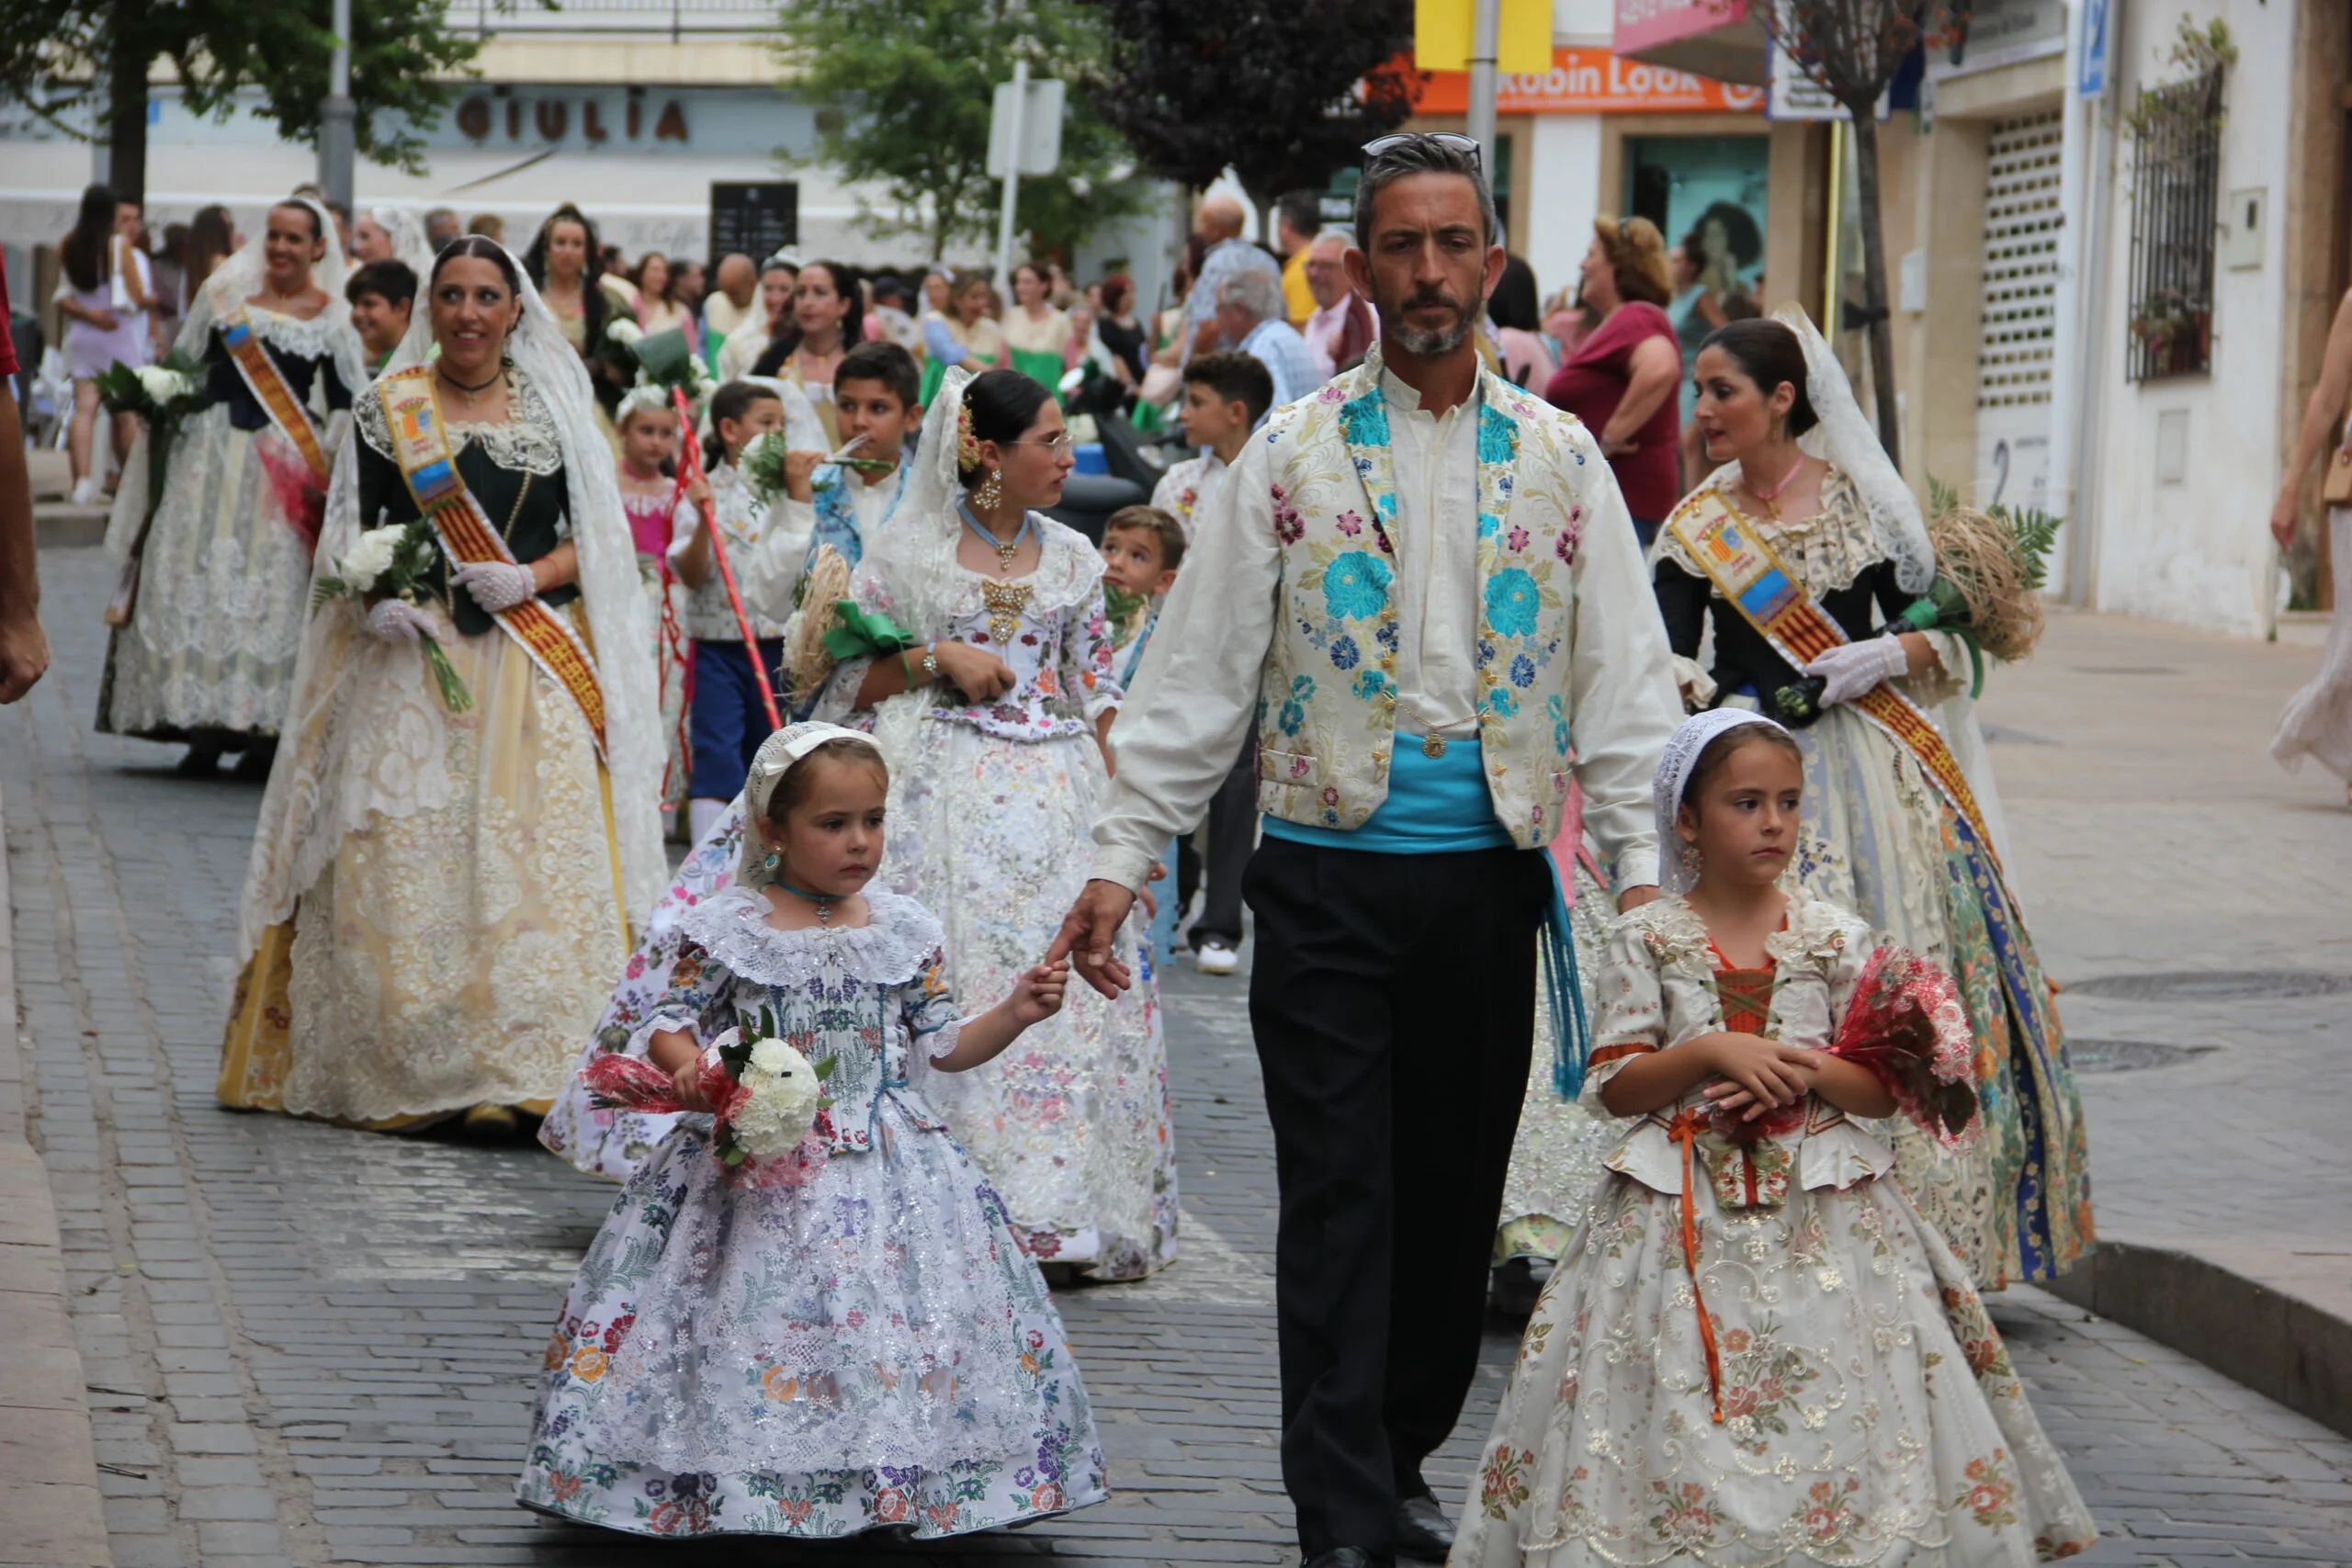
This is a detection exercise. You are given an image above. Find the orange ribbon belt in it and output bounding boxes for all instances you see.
[378,366,609,758]
[1666,1107,1726,1425]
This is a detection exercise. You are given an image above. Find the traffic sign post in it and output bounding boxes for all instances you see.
[988,68,1065,301]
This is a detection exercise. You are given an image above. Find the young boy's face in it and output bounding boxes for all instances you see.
[832,375,919,472]
[719,395,785,461]
[1101,527,1177,599]
[347,290,412,358]
[1180,380,1250,452]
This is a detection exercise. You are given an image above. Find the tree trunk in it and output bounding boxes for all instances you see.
[1845,108,1901,470]
[106,27,149,208]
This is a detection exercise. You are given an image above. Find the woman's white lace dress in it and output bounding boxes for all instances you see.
[1456,893,2096,1567]
[2272,496,2352,783]
[516,886,1108,1540]
[99,305,364,740]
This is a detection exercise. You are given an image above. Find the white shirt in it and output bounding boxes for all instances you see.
[1303,293,1373,381]
[1095,365,1668,895]
[1236,318,1318,413]
[1149,452,1227,542]
[718,314,772,383]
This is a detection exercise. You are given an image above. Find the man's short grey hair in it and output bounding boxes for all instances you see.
[1352,136,1498,251]
[1216,267,1285,326]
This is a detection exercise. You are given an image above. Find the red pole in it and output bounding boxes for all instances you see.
[674,387,784,732]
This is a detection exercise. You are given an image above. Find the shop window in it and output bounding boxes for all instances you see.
[2124,67,2224,382]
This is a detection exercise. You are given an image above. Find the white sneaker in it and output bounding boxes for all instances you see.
[1193,938,1238,976]
[70,475,98,505]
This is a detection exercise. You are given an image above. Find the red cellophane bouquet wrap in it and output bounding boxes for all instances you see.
[1713,946,1981,1149]
[579,1013,835,1187]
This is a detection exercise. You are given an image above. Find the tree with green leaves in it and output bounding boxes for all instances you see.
[775,0,1144,263]
[1088,0,1418,212]
[0,0,484,208]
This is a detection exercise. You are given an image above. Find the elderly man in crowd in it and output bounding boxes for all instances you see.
[701,253,758,368]
[1302,231,1378,380]
[717,254,797,382]
[1184,195,1283,362]
[424,208,463,252]
[1216,268,1318,414]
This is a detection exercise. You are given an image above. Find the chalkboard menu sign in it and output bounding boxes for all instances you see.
[709,182,797,263]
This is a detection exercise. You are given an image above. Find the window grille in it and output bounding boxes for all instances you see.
[2124,69,2223,382]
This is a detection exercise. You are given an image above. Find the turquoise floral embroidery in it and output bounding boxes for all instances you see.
[1352,668,1394,703]
[1477,403,1516,465]
[1322,550,1392,621]
[1278,675,1316,737]
[1485,568,1541,637]
[1488,686,1521,718]
[1340,391,1392,451]
[1478,512,1501,540]
[1549,694,1569,753]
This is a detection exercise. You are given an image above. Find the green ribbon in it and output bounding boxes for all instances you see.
[820,600,918,660]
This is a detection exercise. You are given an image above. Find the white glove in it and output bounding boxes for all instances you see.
[1803,636,1909,708]
[367,599,435,645]
[450,560,538,613]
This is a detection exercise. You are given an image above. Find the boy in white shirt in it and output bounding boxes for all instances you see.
[1150,350,1272,542]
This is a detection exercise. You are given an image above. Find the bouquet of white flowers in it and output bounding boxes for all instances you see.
[96,350,218,623]
[602,321,711,414]
[311,523,475,713]
[580,1005,837,1187]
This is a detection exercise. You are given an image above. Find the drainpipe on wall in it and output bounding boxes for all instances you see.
[2044,0,2089,601]
[2065,10,2120,608]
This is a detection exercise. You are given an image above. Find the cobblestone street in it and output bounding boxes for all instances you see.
[8,544,2352,1567]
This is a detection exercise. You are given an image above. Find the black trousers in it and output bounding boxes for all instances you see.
[1187,734,1259,948]
[1242,836,1549,1557]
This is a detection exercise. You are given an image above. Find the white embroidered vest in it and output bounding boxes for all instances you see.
[1252,351,1608,851]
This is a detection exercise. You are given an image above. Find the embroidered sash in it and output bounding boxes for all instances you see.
[378,366,609,757]
[1666,488,2000,869]
[220,310,331,486]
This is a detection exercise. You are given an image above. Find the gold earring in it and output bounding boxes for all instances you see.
[974,468,1003,510]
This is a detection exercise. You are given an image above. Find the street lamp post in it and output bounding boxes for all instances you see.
[1466,0,1500,185]
[319,0,356,212]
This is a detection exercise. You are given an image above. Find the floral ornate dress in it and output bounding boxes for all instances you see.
[517,886,1109,1540]
[1456,892,2095,1568]
[1655,468,2090,1290]
[544,518,1178,1282]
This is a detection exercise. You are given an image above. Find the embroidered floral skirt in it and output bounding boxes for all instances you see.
[99,409,316,741]
[1457,1170,2096,1567]
[219,626,626,1122]
[516,1112,1109,1540]
[1784,707,2091,1288]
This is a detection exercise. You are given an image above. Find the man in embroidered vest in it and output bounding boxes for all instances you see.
[1050,135,1682,1568]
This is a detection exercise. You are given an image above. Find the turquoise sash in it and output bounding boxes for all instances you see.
[1262,744,1590,1095]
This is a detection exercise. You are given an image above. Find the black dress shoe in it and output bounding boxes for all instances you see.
[1395,1492,1455,1562]
[1304,1550,1389,1568]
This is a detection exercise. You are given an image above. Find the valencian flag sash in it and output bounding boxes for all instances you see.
[220,310,333,486]
[1665,487,2002,869]
[378,365,609,758]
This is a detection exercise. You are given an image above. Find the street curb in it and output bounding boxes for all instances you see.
[0,770,114,1566]
[2044,1239,2352,1441]
[32,507,106,550]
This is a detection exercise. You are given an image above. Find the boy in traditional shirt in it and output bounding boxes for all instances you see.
[1151,350,1272,541]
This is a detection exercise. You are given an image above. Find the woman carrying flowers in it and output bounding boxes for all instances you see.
[221,236,665,1135]
[516,723,1107,1540]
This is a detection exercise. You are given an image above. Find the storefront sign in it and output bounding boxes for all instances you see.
[1411,48,1765,114]
[2077,0,2111,96]
[423,88,819,159]
[1927,0,2065,80]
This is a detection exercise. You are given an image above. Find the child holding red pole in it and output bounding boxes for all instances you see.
[671,379,819,842]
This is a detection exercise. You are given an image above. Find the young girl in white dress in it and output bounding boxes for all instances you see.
[1455,710,2094,1568]
[517,723,1109,1540]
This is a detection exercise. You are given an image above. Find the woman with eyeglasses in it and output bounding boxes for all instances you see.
[545,367,1177,1281]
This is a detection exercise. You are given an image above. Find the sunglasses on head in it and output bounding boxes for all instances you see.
[1361,131,1485,171]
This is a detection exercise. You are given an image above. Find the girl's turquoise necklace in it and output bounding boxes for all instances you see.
[776,879,845,926]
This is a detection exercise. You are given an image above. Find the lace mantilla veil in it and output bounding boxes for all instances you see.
[1690,307,1936,596]
[238,241,667,956]
[847,365,974,640]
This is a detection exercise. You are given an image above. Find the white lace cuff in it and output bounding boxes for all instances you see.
[922,1017,973,1063]
[624,1010,702,1061]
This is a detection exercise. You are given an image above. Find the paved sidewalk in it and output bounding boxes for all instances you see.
[1978,610,2352,1431]
[6,548,2352,1565]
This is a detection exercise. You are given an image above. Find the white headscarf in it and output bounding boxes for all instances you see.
[239,239,668,955]
[366,205,438,281]
[733,723,887,890]
[1654,709,1789,896]
[1774,304,1936,594]
[843,366,974,638]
